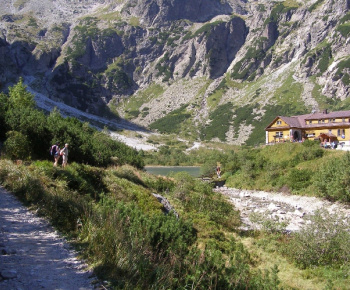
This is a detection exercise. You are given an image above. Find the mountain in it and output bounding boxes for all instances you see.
[0,0,349,145]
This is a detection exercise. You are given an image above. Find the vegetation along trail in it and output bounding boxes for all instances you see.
[0,186,96,289]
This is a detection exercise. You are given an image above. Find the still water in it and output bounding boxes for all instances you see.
[145,166,201,177]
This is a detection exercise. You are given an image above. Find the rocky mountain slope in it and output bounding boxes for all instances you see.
[0,0,349,145]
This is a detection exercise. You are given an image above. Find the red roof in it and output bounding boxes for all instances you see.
[266,110,350,130]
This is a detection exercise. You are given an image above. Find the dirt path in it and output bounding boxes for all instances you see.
[215,187,350,232]
[0,186,96,289]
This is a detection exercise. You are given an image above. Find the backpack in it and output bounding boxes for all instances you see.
[50,145,57,156]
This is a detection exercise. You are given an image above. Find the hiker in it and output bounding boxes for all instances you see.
[216,166,221,178]
[50,142,60,167]
[60,143,69,168]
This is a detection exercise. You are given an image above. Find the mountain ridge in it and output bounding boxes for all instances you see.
[0,0,349,145]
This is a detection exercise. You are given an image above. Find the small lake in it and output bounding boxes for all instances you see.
[145,166,201,177]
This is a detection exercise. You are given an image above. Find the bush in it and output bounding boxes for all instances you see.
[1,81,143,168]
[314,152,350,201]
[286,168,312,191]
[284,209,350,268]
[4,131,31,160]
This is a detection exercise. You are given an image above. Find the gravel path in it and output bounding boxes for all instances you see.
[215,187,350,232]
[0,186,96,289]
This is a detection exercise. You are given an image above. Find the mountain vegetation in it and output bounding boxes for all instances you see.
[0,80,143,168]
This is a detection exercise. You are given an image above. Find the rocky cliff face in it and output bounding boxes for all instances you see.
[0,0,349,145]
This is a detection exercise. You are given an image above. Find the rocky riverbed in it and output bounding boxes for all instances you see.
[215,187,350,232]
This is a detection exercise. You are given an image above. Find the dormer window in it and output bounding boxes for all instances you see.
[309,120,312,124]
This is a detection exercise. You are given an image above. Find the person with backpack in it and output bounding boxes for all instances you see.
[50,142,60,167]
[60,143,69,168]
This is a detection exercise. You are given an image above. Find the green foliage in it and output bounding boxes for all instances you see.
[232,104,259,138]
[121,84,164,119]
[314,152,350,201]
[183,21,223,41]
[67,17,99,60]
[284,209,350,268]
[5,107,49,159]
[170,172,241,232]
[155,53,172,82]
[200,102,234,141]
[342,73,350,86]
[308,0,325,12]
[264,2,298,26]
[4,131,31,160]
[8,78,35,108]
[0,92,8,140]
[149,105,191,134]
[339,12,350,24]
[28,16,38,27]
[258,4,266,12]
[0,160,87,230]
[105,65,133,92]
[129,16,140,27]
[285,168,312,191]
[336,23,350,38]
[192,21,223,38]
[222,142,327,194]
[334,57,350,86]
[317,44,332,73]
[1,80,143,168]
[231,47,264,80]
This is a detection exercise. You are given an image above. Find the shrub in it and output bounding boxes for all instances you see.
[149,105,190,134]
[284,209,350,268]
[200,103,234,141]
[1,80,143,168]
[4,131,31,160]
[286,168,312,191]
[314,152,350,201]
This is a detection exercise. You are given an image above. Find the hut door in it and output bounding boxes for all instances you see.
[293,131,299,141]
